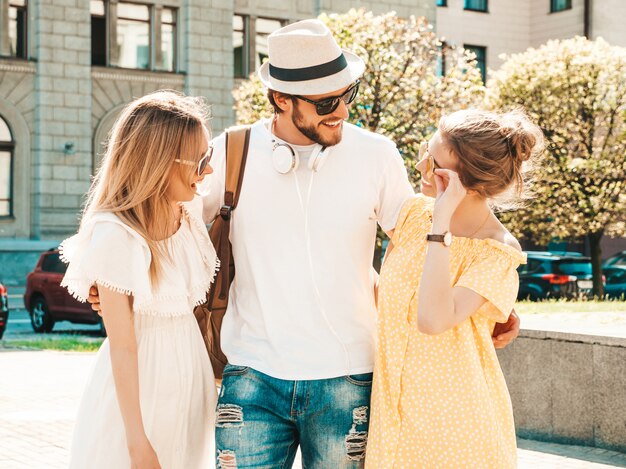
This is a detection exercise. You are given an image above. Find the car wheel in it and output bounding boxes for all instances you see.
[30,297,54,333]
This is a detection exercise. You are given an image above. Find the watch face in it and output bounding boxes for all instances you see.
[443,231,453,246]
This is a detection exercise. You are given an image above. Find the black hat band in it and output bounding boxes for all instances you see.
[269,54,348,82]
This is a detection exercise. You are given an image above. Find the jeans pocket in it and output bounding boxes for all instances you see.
[222,363,250,376]
[345,372,373,386]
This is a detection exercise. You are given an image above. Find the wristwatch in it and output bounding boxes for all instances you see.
[426,231,453,247]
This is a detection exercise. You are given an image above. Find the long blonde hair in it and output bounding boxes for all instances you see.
[84,90,210,282]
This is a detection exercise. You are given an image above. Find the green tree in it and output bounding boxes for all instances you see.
[234,9,485,268]
[489,37,626,297]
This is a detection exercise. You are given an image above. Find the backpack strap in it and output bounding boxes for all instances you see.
[216,125,251,299]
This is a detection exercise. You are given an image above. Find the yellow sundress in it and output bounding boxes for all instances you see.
[366,195,525,469]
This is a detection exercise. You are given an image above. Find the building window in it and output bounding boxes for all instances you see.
[436,41,448,76]
[5,0,28,58]
[233,14,248,78]
[233,15,282,79]
[0,116,14,218]
[91,1,106,66]
[551,0,572,13]
[159,7,176,72]
[437,0,447,6]
[117,3,150,69]
[255,18,282,72]
[464,0,488,12]
[465,44,486,82]
[90,1,178,71]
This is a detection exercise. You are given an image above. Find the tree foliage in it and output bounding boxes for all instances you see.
[489,37,626,296]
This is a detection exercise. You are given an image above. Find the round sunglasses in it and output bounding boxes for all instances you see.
[418,141,442,182]
[293,80,360,116]
[175,144,214,176]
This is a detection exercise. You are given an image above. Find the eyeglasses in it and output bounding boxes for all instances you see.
[293,80,360,116]
[418,141,442,181]
[175,145,214,176]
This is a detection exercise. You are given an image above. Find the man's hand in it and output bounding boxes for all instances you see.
[492,310,520,349]
[88,285,102,315]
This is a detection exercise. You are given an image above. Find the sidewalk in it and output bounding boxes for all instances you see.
[1,349,626,468]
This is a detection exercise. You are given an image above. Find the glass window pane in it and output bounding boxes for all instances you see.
[161,23,175,71]
[0,151,11,217]
[0,118,11,141]
[90,0,104,16]
[255,18,281,72]
[117,19,150,69]
[233,15,243,31]
[8,6,27,58]
[118,3,150,21]
[256,18,282,35]
[234,15,246,78]
[162,7,175,25]
[464,0,487,11]
[465,45,486,82]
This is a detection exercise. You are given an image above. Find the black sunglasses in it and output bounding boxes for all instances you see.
[293,80,360,116]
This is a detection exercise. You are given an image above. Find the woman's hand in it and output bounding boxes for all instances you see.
[432,168,467,220]
[129,437,162,469]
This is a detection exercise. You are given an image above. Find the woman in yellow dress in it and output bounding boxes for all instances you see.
[366,109,543,469]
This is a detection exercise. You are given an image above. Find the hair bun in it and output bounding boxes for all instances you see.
[500,112,544,164]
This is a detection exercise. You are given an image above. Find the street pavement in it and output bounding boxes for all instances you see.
[1,348,626,469]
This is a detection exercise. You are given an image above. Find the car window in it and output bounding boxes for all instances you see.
[556,260,592,276]
[41,253,67,274]
[607,269,626,284]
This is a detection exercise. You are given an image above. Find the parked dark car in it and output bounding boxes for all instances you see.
[517,251,601,300]
[0,282,8,339]
[604,266,626,300]
[24,249,105,336]
[604,250,626,268]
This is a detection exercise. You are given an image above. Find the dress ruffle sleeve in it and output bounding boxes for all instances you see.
[59,213,152,304]
[455,240,526,323]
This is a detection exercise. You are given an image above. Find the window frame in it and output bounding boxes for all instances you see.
[90,1,179,72]
[0,115,15,219]
[4,0,28,59]
[464,0,488,13]
[550,0,572,13]
[233,14,285,80]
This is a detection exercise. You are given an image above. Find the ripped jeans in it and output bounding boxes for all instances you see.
[215,364,372,469]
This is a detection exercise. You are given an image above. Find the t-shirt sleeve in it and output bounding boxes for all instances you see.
[376,144,415,233]
[454,243,524,323]
[60,220,151,303]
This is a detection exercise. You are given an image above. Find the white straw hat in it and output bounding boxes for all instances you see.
[258,19,365,95]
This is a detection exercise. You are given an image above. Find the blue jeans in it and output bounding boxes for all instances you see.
[215,365,372,469]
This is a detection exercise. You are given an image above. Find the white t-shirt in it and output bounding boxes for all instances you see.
[201,119,414,380]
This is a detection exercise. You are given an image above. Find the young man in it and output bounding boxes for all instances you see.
[202,20,519,469]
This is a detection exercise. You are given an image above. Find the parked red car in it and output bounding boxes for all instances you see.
[24,249,105,336]
[0,282,8,339]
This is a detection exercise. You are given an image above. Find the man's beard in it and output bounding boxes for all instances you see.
[291,101,343,147]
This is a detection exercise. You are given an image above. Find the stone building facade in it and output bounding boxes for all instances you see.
[0,0,434,284]
[436,0,626,81]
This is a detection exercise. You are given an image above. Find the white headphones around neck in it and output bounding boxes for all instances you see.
[270,118,329,174]
[271,141,329,174]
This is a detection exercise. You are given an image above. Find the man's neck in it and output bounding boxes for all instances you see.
[272,114,315,146]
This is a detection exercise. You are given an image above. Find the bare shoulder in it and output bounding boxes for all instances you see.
[502,231,522,252]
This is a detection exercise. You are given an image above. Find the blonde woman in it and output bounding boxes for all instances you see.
[60,91,218,469]
[367,110,543,468]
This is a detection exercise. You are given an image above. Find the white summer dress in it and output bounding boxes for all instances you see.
[60,196,219,469]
